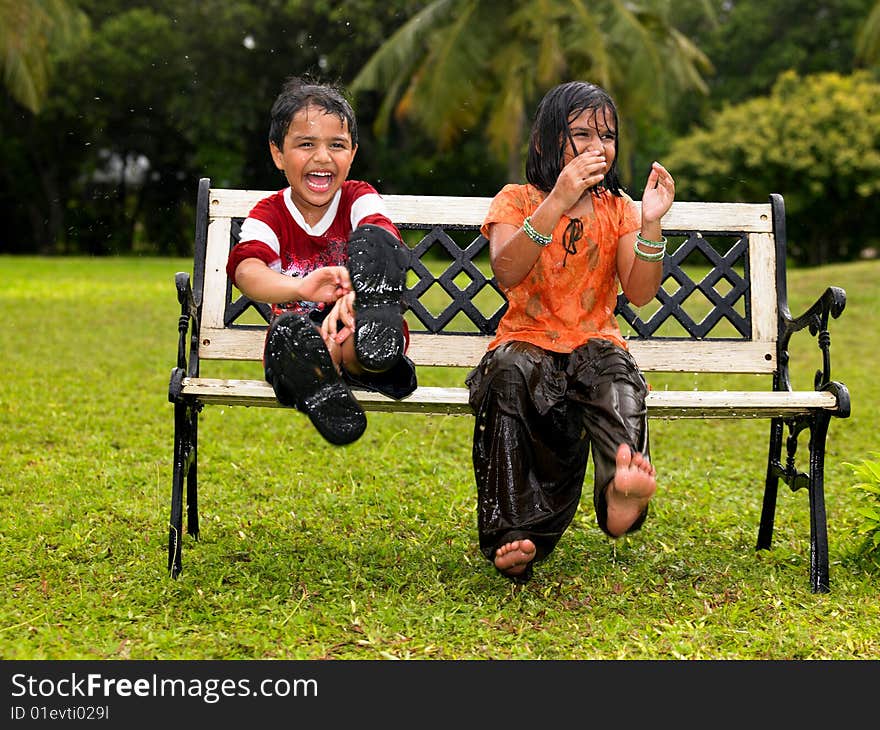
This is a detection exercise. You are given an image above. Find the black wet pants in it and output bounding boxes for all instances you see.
[466,339,650,566]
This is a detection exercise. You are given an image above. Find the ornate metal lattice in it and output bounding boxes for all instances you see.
[618,229,751,340]
[224,218,272,326]
[404,227,505,334]
[223,222,753,341]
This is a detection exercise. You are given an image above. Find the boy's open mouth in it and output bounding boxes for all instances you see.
[306,171,333,193]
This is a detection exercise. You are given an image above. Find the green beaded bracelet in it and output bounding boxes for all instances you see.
[523,216,552,247]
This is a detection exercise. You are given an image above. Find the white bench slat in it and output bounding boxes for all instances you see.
[208,189,773,233]
[748,232,779,341]
[180,377,837,417]
[197,327,778,373]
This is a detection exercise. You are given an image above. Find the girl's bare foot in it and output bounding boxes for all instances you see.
[605,444,657,537]
[494,538,536,578]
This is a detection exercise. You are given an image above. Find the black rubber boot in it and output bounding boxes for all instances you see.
[264,312,367,445]
[347,224,408,372]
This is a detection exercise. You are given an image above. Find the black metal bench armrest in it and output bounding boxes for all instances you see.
[169,272,200,402]
[778,285,849,414]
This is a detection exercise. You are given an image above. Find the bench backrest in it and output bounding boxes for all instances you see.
[192,177,786,375]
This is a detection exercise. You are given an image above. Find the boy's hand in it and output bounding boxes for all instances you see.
[299,266,352,303]
[320,291,355,344]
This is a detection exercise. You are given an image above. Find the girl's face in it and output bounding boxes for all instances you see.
[562,105,617,174]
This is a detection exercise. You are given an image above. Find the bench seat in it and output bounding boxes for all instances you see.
[178,377,839,418]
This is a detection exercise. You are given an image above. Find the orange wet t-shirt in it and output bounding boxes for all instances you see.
[481,183,640,353]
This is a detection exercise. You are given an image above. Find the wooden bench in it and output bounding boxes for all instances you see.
[168,177,851,592]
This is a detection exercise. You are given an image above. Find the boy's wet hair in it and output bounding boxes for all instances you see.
[525,81,623,196]
[269,76,358,149]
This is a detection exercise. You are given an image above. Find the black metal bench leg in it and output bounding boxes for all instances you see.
[186,412,199,542]
[758,417,783,551]
[169,399,199,578]
[807,411,831,593]
[761,413,832,593]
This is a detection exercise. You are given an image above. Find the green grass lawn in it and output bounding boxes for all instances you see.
[1,255,878,660]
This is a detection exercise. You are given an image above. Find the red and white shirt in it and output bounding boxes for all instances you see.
[226,180,401,319]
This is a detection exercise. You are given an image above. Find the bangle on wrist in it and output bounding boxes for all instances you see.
[523,216,552,247]
[636,232,667,248]
[633,237,665,262]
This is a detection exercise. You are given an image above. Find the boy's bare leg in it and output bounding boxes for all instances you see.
[604,443,657,537]
[494,538,536,577]
[324,332,359,375]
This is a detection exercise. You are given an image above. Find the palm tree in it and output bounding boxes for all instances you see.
[350,0,714,180]
[856,0,880,66]
[0,0,89,113]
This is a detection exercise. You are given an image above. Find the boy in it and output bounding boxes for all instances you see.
[226,76,416,445]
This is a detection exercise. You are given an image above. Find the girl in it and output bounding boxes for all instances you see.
[466,81,675,582]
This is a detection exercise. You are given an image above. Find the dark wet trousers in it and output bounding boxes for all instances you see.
[466,339,650,568]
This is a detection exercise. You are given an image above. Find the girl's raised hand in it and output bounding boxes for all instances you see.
[553,149,608,209]
[641,162,675,223]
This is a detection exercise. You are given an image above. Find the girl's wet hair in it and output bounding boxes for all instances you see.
[525,81,622,196]
[269,76,358,149]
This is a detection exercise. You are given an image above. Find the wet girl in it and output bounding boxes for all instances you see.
[466,81,675,582]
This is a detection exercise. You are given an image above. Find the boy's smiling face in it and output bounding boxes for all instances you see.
[270,104,358,224]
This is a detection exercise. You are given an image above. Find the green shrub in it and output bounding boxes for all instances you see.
[665,71,880,265]
[847,453,880,566]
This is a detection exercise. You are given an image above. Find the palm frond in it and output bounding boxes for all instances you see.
[352,0,714,174]
[485,45,535,165]
[566,0,614,88]
[405,1,500,146]
[349,0,458,95]
[665,27,713,95]
[856,0,880,66]
[1,0,89,113]
[606,0,664,98]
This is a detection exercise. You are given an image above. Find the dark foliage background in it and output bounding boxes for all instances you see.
[1,0,878,264]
